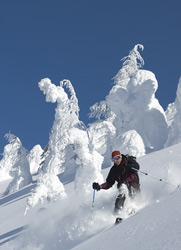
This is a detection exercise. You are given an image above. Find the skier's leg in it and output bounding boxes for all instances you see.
[113,184,129,215]
[114,193,126,215]
[127,185,140,214]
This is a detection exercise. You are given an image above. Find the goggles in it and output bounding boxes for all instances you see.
[112,156,121,162]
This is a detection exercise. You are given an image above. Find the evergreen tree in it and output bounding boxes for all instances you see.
[113,44,144,87]
[1,133,32,194]
[166,77,181,146]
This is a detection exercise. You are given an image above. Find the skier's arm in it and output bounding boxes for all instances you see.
[101,167,116,189]
[92,167,116,191]
[100,182,113,190]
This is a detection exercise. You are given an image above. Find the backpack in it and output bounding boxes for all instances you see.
[125,154,140,170]
[125,154,136,161]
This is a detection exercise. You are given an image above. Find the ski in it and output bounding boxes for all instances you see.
[115,217,123,225]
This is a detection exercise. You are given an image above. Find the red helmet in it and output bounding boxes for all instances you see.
[112,151,121,158]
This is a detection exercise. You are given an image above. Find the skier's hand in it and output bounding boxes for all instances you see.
[92,182,101,191]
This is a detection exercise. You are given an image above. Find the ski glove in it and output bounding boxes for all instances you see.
[92,182,101,191]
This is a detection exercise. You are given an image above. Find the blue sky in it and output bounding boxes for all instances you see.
[0,0,180,154]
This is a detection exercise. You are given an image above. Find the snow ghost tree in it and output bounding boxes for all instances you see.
[38,78,81,175]
[26,78,104,210]
[113,130,145,157]
[89,44,168,153]
[0,133,32,194]
[27,145,43,174]
[108,69,168,152]
[113,44,144,88]
[69,127,104,198]
[87,120,116,168]
[165,77,181,146]
[0,133,16,181]
[26,78,78,210]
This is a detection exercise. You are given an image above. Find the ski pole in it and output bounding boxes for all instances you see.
[132,167,180,188]
[92,189,96,208]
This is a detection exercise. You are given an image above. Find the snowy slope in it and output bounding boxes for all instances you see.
[0,143,181,250]
[72,189,181,250]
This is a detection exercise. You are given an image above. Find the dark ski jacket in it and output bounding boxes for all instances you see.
[100,154,140,190]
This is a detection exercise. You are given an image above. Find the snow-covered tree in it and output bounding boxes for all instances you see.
[1,133,32,195]
[26,78,80,210]
[89,45,168,153]
[89,45,144,121]
[113,44,144,88]
[0,133,16,181]
[25,173,66,214]
[69,127,104,198]
[38,78,81,175]
[27,145,43,174]
[108,69,168,151]
[113,130,145,157]
[165,102,177,126]
[26,78,103,210]
[87,120,116,168]
[89,101,112,120]
[165,77,181,146]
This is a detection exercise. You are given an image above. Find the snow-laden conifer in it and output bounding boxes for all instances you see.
[87,120,116,168]
[113,130,145,157]
[0,133,16,181]
[1,133,32,194]
[89,44,167,153]
[108,69,168,152]
[113,44,144,88]
[25,172,66,214]
[26,78,78,210]
[38,78,80,175]
[26,78,103,210]
[166,77,181,146]
[69,127,104,197]
[27,145,43,174]
[89,44,144,121]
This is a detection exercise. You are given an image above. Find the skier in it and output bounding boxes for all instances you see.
[92,151,140,215]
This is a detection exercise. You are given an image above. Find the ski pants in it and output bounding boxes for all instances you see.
[114,184,140,214]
